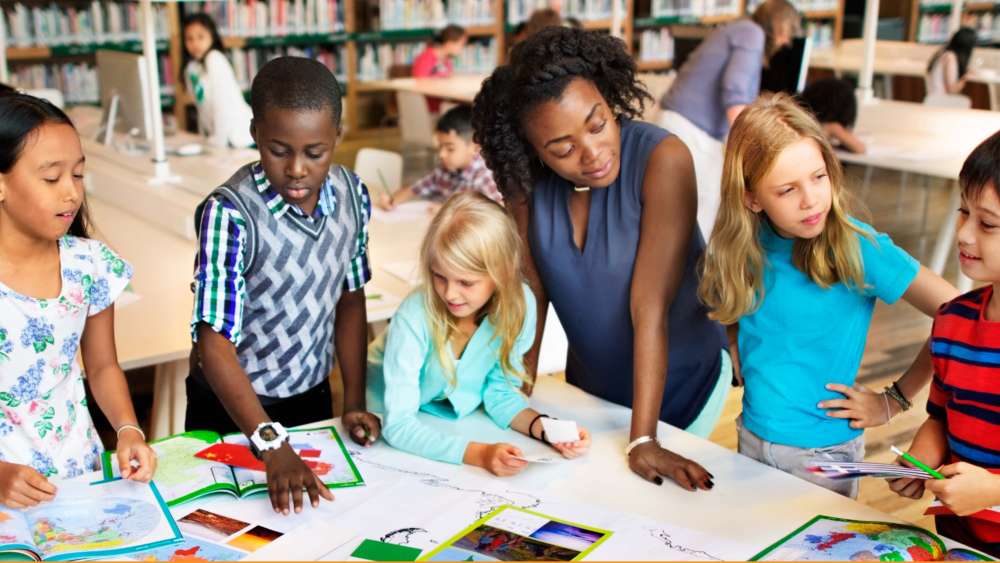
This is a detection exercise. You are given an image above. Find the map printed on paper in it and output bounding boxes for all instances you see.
[319,445,760,562]
[108,432,237,505]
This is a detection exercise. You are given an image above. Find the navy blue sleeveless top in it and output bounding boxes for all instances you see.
[529,118,726,428]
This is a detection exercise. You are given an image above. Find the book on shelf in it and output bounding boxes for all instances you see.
[8,53,172,105]
[377,0,495,30]
[355,38,495,81]
[229,44,347,90]
[746,0,838,13]
[652,0,740,19]
[3,1,168,48]
[638,27,674,62]
[805,20,834,50]
[506,0,623,25]
[183,0,344,38]
[917,13,952,43]
[964,11,998,43]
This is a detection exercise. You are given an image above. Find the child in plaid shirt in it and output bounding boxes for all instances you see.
[379,106,501,212]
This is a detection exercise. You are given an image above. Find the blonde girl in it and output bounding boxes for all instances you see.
[699,93,958,498]
[367,191,591,475]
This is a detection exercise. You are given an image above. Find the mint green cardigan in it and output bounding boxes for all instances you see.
[366,284,537,464]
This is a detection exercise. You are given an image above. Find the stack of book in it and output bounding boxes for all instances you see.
[8,53,173,104]
[453,38,496,72]
[652,0,740,20]
[638,27,673,62]
[506,0,623,25]
[3,1,169,48]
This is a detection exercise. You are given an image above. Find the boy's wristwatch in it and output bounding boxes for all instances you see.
[249,422,289,460]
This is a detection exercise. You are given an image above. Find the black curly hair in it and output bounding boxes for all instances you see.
[471,26,650,202]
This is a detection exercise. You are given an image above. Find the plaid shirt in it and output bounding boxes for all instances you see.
[410,153,502,203]
[191,162,371,344]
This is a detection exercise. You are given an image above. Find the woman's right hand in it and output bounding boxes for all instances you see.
[628,441,714,491]
[0,462,57,508]
[467,443,529,477]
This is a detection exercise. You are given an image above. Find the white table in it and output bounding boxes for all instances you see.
[840,99,1000,291]
[130,375,976,560]
[356,74,489,104]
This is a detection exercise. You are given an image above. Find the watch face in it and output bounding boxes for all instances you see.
[260,426,278,442]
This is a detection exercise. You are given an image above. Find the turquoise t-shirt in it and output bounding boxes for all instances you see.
[738,218,919,448]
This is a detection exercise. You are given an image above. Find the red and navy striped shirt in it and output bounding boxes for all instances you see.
[929,285,1000,554]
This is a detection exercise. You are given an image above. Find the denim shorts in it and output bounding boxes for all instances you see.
[736,414,866,499]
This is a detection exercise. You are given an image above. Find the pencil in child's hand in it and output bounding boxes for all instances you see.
[890,445,946,479]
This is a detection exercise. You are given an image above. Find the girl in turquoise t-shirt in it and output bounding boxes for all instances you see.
[367,191,591,475]
[699,93,959,498]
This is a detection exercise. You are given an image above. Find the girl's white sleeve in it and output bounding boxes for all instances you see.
[204,51,242,147]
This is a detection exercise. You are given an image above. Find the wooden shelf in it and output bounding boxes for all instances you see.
[6,46,51,60]
[964,2,998,10]
[636,59,673,70]
[803,9,838,18]
[581,19,612,29]
[700,13,741,23]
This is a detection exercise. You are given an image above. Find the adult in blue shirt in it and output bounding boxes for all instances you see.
[660,0,799,235]
[472,26,731,491]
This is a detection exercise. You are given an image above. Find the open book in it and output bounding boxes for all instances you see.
[751,515,993,561]
[102,427,364,507]
[0,478,181,561]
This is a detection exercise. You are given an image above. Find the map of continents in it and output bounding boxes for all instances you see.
[760,519,947,562]
[27,497,160,557]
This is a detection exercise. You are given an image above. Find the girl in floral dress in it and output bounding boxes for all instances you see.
[0,92,156,508]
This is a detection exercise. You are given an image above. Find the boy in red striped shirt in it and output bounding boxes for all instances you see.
[888,131,1000,558]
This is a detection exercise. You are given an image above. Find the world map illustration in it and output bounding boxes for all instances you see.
[25,497,161,557]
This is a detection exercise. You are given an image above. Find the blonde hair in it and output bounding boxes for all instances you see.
[751,0,801,61]
[418,191,529,390]
[698,92,870,326]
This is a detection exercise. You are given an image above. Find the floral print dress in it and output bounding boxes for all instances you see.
[0,235,133,478]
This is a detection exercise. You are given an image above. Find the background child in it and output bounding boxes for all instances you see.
[379,106,501,212]
[411,25,467,113]
[182,13,254,148]
[367,191,591,475]
[0,92,156,508]
[699,93,958,499]
[926,27,977,98]
[888,131,1000,558]
[188,57,379,515]
[800,78,867,154]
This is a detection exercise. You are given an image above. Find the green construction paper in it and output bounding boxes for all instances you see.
[351,539,421,561]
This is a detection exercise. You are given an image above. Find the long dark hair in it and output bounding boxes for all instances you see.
[181,13,226,72]
[928,27,978,78]
[0,91,91,238]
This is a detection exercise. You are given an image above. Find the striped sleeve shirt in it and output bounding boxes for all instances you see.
[191,162,372,344]
[928,285,1000,553]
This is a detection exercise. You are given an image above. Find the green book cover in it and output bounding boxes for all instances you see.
[751,515,995,562]
[103,426,364,507]
[418,505,612,562]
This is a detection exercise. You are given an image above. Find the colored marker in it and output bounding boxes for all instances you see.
[890,446,945,479]
[357,414,371,439]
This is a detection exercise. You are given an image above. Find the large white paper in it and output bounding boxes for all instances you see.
[370,201,436,223]
[381,261,421,286]
[541,418,580,443]
[242,520,358,561]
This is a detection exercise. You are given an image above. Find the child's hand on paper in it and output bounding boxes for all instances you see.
[887,456,928,499]
[551,426,591,459]
[263,443,334,515]
[925,462,1000,516]
[344,410,381,447]
[0,462,56,508]
[466,443,529,477]
[819,383,890,428]
[116,427,158,482]
[379,193,396,211]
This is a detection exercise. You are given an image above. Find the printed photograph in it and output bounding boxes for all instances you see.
[177,509,251,542]
[529,521,606,551]
[453,524,581,562]
[226,525,284,552]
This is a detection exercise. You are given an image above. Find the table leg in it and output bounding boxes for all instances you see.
[929,180,961,275]
[150,359,188,440]
[990,83,999,111]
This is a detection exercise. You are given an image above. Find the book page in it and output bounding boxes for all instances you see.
[24,479,181,560]
[223,427,365,497]
[751,516,947,561]
[0,504,34,557]
[105,431,237,506]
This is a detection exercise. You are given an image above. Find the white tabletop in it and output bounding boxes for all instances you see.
[148,375,974,559]
[357,73,489,103]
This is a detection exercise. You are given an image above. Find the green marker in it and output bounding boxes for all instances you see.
[891,445,945,479]
[357,414,371,440]
[366,293,382,300]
